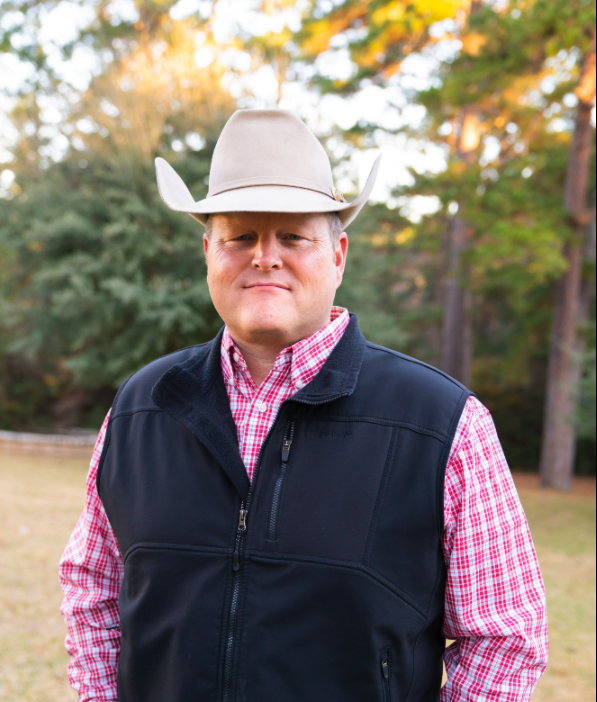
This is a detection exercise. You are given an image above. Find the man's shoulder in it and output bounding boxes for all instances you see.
[356,341,472,439]
[112,340,216,415]
[362,341,469,394]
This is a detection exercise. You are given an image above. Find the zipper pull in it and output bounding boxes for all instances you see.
[381,659,389,680]
[233,506,248,572]
[281,439,292,463]
[238,508,248,532]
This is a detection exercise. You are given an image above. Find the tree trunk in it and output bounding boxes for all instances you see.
[441,102,480,386]
[439,4,483,386]
[441,217,472,385]
[539,41,596,490]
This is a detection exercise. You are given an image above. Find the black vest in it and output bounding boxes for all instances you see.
[98,316,471,702]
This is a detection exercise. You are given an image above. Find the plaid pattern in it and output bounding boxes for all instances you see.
[441,398,548,700]
[221,306,350,479]
[60,311,548,702]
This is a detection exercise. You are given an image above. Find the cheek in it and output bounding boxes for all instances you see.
[291,252,337,291]
[207,250,242,284]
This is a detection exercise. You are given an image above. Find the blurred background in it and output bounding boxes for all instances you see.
[0,0,595,700]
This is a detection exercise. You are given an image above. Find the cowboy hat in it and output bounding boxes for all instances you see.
[155,109,381,228]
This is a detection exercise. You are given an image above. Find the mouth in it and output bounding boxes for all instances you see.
[244,283,290,290]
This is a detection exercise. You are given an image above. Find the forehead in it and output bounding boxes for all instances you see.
[209,211,329,233]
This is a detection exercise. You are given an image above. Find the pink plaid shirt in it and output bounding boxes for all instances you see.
[60,308,548,701]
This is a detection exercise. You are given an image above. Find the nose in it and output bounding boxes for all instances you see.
[252,235,282,271]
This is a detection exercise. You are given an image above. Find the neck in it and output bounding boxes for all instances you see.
[229,313,334,387]
[232,340,283,388]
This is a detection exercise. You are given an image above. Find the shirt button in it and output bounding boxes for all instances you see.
[233,353,240,363]
[258,402,267,413]
[295,381,303,389]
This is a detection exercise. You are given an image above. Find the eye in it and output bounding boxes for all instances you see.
[230,234,253,242]
[285,233,303,241]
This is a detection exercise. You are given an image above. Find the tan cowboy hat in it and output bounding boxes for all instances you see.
[155,109,381,228]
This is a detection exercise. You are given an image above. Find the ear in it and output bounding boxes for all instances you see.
[203,232,210,258]
[335,232,348,286]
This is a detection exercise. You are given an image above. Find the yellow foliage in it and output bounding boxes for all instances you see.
[372,3,404,24]
[371,233,390,247]
[461,32,488,56]
[27,241,44,252]
[460,111,481,152]
[301,2,370,55]
[302,0,466,59]
[396,227,416,245]
[575,50,596,104]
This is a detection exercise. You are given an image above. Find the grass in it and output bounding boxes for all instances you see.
[0,453,595,701]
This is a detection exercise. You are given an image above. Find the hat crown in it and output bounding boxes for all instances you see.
[208,110,334,198]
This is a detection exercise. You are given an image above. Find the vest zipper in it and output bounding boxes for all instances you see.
[380,647,391,702]
[221,409,286,702]
[268,420,295,540]
[221,393,349,702]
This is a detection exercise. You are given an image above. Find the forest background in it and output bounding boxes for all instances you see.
[0,0,595,488]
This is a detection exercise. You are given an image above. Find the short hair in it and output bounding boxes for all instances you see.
[204,212,344,244]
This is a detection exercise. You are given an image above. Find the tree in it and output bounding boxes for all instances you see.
[293,0,595,478]
[540,34,596,490]
[0,1,236,427]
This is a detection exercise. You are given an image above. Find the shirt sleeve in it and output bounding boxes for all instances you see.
[59,411,122,702]
[440,396,549,702]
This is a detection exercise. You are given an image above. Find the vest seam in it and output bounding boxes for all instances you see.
[248,551,426,618]
[405,551,446,702]
[363,427,399,567]
[111,406,163,420]
[404,388,471,701]
[365,342,473,393]
[96,374,132,499]
[436,388,471,538]
[97,342,210,498]
[291,413,449,441]
[124,542,231,563]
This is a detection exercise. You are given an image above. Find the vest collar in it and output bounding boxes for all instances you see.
[151,314,366,500]
[291,313,366,404]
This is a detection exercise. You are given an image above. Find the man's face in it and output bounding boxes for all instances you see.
[204,212,348,347]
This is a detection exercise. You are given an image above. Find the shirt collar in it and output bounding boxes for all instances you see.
[221,307,350,390]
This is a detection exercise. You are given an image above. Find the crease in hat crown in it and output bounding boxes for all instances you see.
[154,108,381,227]
[207,110,336,199]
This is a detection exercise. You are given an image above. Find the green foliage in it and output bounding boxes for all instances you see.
[0,1,234,427]
[336,204,432,354]
[0,0,594,476]
[576,322,596,441]
[0,150,221,390]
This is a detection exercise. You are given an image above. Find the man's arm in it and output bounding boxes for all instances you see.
[441,397,549,701]
[59,412,123,702]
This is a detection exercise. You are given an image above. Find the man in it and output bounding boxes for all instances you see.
[60,109,548,702]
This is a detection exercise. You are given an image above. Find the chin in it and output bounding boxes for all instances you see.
[240,310,292,340]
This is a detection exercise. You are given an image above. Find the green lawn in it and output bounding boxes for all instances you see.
[0,453,594,701]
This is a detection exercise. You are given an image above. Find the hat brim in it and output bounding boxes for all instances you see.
[155,155,381,228]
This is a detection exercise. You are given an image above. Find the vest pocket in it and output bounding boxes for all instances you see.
[267,420,295,540]
[380,647,392,702]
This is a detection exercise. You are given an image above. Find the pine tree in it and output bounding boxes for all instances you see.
[0,1,236,427]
